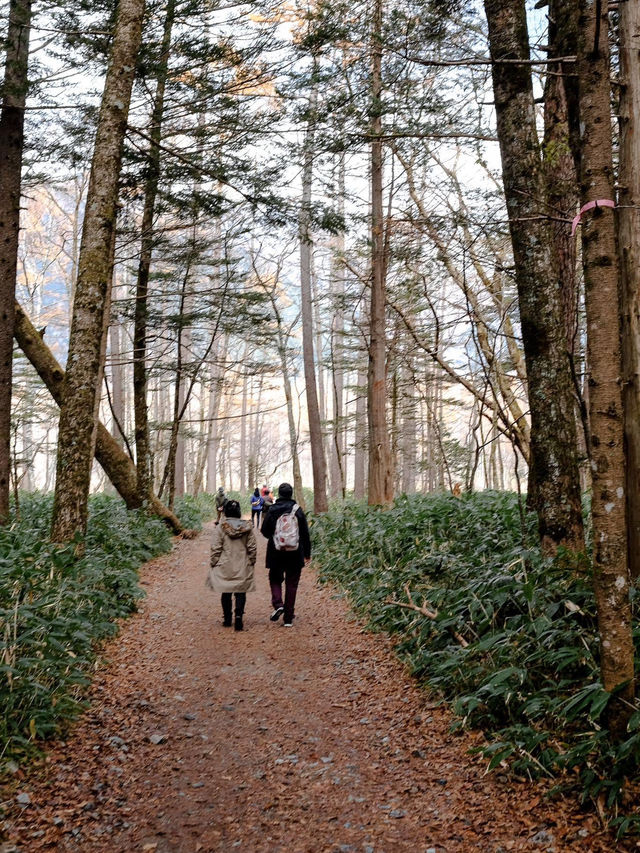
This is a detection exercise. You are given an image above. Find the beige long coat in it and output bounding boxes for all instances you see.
[206,518,257,593]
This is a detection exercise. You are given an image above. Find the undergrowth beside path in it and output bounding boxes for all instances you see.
[312,491,640,836]
[0,492,214,767]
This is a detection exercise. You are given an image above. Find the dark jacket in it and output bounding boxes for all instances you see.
[260,498,311,569]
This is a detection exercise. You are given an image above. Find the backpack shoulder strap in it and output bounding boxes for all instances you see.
[291,503,299,515]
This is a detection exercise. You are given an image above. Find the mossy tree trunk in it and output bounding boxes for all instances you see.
[0,0,32,522]
[50,0,146,544]
[484,0,584,554]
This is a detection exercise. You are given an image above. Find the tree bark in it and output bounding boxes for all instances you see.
[14,301,183,534]
[133,0,176,506]
[576,0,634,735]
[353,363,368,499]
[299,84,328,513]
[0,0,32,522]
[51,0,146,543]
[329,154,346,498]
[618,0,640,581]
[484,0,584,553]
[368,0,393,506]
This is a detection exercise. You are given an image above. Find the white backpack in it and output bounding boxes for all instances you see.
[273,503,300,551]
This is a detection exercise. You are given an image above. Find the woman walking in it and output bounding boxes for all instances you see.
[206,500,256,631]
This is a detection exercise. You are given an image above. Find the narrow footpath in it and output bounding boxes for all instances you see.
[3,523,618,852]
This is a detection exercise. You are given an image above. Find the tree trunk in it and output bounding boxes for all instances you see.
[299,84,328,513]
[368,0,393,506]
[576,0,634,736]
[51,0,146,543]
[353,364,367,498]
[618,0,640,582]
[484,0,584,553]
[14,301,183,534]
[109,308,125,448]
[133,0,176,506]
[329,154,346,498]
[0,0,32,522]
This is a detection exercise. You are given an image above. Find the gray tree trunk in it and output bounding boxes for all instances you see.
[484,0,584,554]
[0,0,32,521]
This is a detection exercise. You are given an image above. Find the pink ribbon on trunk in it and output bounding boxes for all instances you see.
[571,198,615,236]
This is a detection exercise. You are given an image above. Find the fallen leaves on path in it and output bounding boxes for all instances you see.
[1,524,624,852]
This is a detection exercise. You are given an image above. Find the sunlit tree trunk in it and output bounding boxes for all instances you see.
[484,0,584,554]
[51,0,145,543]
[575,0,634,736]
[367,0,393,506]
[0,0,32,522]
[300,83,328,513]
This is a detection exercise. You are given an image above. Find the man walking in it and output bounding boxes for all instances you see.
[260,483,311,627]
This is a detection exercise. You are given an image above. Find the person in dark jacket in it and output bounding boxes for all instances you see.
[260,482,311,627]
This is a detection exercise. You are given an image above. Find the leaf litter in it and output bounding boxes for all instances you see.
[1,523,623,851]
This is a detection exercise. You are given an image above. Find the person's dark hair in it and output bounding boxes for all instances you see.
[278,482,293,499]
[253,487,260,497]
[224,500,241,518]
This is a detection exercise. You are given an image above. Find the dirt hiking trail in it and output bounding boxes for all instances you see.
[3,523,619,852]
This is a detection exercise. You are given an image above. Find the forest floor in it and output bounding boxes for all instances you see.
[1,522,627,852]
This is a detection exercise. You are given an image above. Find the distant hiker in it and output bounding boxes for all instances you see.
[260,482,311,627]
[215,486,228,522]
[207,499,256,631]
[262,486,274,510]
[250,487,264,528]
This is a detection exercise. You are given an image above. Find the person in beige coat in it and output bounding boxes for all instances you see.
[206,500,257,631]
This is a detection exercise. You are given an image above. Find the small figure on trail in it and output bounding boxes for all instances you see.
[207,499,256,631]
[260,482,311,627]
[261,485,274,519]
[215,486,228,522]
[250,487,264,528]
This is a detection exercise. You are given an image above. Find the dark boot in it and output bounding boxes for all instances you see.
[234,616,243,631]
[221,593,232,627]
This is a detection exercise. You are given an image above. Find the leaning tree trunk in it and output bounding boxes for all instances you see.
[51,0,146,543]
[576,0,635,737]
[367,0,393,507]
[14,302,183,533]
[299,83,328,513]
[0,0,32,522]
[484,0,584,554]
[618,0,640,582]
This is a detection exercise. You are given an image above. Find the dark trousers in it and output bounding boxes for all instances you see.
[221,592,246,623]
[251,509,261,528]
[269,565,302,624]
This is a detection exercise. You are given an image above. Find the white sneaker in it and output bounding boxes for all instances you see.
[270,606,284,622]
[283,622,293,627]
